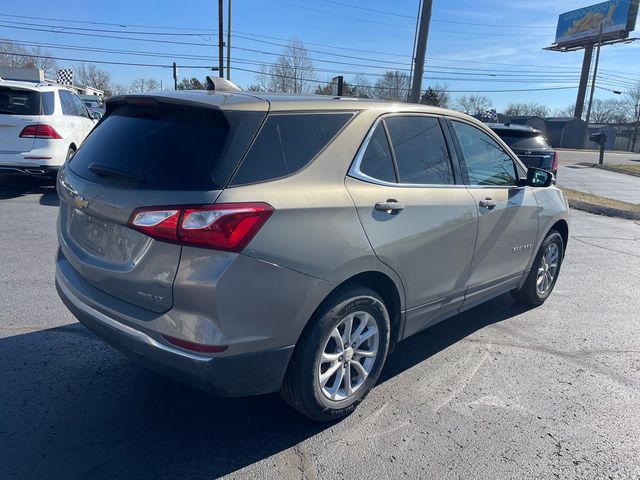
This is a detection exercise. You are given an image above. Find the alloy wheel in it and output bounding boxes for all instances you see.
[317,311,379,402]
[536,242,559,296]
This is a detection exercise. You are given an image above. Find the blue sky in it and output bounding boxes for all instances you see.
[0,0,638,110]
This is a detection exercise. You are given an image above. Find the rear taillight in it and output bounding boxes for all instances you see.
[551,151,558,171]
[128,203,273,252]
[19,124,62,139]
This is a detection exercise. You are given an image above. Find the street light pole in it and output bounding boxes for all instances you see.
[585,23,604,124]
[226,0,231,80]
[218,0,224,78]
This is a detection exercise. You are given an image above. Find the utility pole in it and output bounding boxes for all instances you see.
[409,0,433,104]
[172,62,178,90]
[226,0,231,80]
[218,0,224,78]
[585,23,604,125]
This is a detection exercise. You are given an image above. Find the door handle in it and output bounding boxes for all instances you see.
[374,199,405,214]
[478,197,497,209]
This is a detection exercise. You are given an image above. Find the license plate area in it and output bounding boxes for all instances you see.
[67,206,148,264]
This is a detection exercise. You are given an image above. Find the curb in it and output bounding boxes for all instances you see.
[595,164,640,178]
[568,199,640,221]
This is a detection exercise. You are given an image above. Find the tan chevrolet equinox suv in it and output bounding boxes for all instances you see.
[55,89,569,421]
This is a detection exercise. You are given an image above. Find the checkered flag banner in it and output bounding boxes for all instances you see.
[57,69,74,85]
[481,108,498,122]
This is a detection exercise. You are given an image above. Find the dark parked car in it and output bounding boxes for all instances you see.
[488,123,558,176]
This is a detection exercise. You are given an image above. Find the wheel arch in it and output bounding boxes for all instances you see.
[308,270,405,351]
[550,219,569,253]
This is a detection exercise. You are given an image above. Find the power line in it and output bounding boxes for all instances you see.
[0,18,215,37]
[2,10,638,78]
[232,66,579,93]
[0,22,218,47]
[270,0,551,36]
[7,38,585,84]
[0,50,216,69]
[321,0,556,28]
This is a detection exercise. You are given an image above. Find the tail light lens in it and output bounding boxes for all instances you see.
[19,124,62,139]
[128,203,273,252]
[551,151,558,171]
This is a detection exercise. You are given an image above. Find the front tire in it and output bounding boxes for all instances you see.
[512,230,564,306]
[280,286,390,422]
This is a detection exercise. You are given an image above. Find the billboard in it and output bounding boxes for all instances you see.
[555,0,639,47]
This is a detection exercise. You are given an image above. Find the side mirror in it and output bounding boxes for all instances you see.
[525,167,553,188]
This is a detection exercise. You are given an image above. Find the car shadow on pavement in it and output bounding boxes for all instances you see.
[0,294,530,479]
[0,175,58,206]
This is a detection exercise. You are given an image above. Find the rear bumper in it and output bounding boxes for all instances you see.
[0,164,59,177]
[55,266,295,397]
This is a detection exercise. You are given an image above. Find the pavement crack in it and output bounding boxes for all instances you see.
[570,237,640,258]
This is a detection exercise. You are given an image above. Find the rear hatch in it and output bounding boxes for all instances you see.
[494,129,554,169]
[57,95,267,312]
[0,85,53,154]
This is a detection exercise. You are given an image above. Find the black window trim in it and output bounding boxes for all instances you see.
[445,117,527,189]
[349,112,462,189]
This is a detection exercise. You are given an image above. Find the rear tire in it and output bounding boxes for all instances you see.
[280,286,390,422]
[511,230,564,306]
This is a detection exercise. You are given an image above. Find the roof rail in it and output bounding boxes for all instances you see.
[205,76,241,92]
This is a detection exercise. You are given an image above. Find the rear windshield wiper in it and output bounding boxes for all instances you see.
[88,163,145,184]
[0,108,17,114]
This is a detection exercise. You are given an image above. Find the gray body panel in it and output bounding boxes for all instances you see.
[55,91,569,396]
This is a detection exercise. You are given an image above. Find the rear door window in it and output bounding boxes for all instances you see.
[59,90,78,116]
[451,121,517,186]
[69,104,265,190]
[70,93,90,118]
[230,112,353,186]
[0,87,43,115]
[385,116,454,185]
[358,124,397,183]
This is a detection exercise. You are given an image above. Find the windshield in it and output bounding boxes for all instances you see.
[494,130,550,150]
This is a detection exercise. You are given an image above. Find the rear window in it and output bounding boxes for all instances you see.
[69,105,265,190]
[0,87,53,115]
[230,112,353,186]
[493,130,550,150]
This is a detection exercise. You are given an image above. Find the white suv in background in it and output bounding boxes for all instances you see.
[0,80,96,183]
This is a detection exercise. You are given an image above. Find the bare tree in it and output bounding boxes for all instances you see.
[76,63,111,92]
[351,74,373,99]
[129,78,161,93]
[373,70,410,102]
[504,102,550,117]
[109,83,129,96]
[454,95,493,115]
[588,98,628,124]
[256,40,316,94]
[622,82,640,151]
[0,39,58,77]
[550,104,575,117]
[420,83,450,108]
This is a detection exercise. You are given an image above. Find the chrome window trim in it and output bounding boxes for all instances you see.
[348,113,463,189]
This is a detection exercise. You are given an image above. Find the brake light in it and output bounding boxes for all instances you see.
[19,124,62,139]
[552,151,558,171]
[128,203,273,252]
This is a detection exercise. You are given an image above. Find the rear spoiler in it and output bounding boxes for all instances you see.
[105,95,223,117]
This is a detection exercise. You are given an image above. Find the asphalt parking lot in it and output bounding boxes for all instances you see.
[1,176,639,480]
